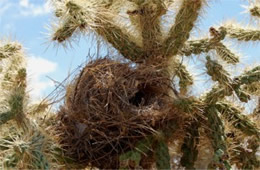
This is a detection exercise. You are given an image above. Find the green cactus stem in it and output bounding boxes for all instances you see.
[0,68,27,127]
[250,5,260,18]
[119,136,153,169]
[94,22,146,62]
[214,42,239,64]
[181,38,213,56]
[0,43,22,60]
[206,106,231,170]
[0,111,14,126]
[163,0,203,58]
[221,25,260,41]
[128,0,166,57]
[216,102,260,138]
[180,121,200,169]
[204,65,260,104]
[52,18,80,43]
[181,27,238,64]
[155,139,171,170]
[52,1,88,43]
[237,66,260,85]
[53,0,146,62]
[243,82,260,95]
[173,62,193,95]
[205,56,232,86]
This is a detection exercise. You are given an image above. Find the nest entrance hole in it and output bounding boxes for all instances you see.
[129,85,157,107]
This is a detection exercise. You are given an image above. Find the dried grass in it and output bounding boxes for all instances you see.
[54,58,183,168]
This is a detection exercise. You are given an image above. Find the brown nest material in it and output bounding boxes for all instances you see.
[55,58,183,168]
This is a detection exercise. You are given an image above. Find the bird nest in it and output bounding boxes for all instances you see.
[55,58,182,168]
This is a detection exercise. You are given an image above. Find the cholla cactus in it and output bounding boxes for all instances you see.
[0,41,66,169]
[1,0,260,169]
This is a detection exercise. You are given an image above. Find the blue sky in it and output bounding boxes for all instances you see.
[0,0,259,108]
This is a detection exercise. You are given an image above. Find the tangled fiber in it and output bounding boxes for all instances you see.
[55,58,183,168]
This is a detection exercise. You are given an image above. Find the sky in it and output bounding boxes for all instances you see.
[0,0,259,110]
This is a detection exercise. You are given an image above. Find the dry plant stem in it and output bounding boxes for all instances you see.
[216,102,260,138]
[163,0,203,58]
[221,26,260,41]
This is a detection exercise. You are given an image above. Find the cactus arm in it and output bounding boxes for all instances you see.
[205,56,248,103]
[216,102,260,138]
[243,82,260,96]
[173,97,204,169]
[180,121,199,169]
[53,0,146,62]
[237,66,260,85]
[94,22,146,62]
[162,0,203,58]
[0,43,22,60]
[205,56,232,86]
[221,25,260,41]
[0,111,14,126]
[173,62,193,95]
[128,0,166,57]
[201,64,259,168]
[214,42,239,64]
[155,139,171,170]
[0,67,27,127]
[228,135,260,169]
[250,5,260,18]
[182,27,239,64]
[181,38,213,56]
[206,106,231,169]
[204,65,260,104]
